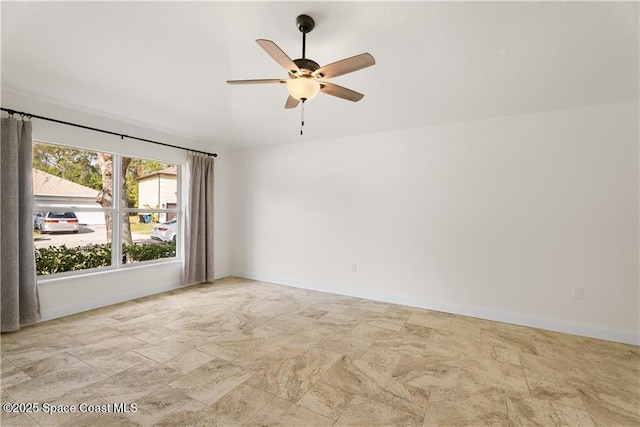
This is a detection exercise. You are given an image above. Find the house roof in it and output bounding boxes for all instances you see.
[137,165,177,181]
[33,169,99,198]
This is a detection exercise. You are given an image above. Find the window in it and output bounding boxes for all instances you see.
[33,142,181,276]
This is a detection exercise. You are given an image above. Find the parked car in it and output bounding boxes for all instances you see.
[34,212,80,233]
[151,219,177,242]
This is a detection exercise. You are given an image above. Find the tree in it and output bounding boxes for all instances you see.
[33,143,102,190]
[96,153,133,244]
[34,143,170,245]
[124,158,165,208]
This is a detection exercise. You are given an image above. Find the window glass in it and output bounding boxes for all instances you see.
[122,157,179,265]
[32,143,181,276]
[32,142,114,275]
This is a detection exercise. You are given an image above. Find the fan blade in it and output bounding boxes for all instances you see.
[226,79,286,85]
[284,95,300,109]
[319,82,364,102]
[314,53,375,79]
[256,39,300,74]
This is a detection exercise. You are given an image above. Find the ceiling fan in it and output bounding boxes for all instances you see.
[227,14,375,111]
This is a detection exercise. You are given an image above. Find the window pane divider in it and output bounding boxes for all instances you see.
[112,154,123,269]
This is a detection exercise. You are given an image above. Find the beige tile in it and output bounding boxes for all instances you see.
[449,315,495,337]
[506,392,595,426]
[298,307,329,319]
[481,329,538,355]
[5,361,106,403]
[349,323,389,340]
[63,412,143,426]
[392,354,460,393]
[126,325,176,344]
[27,387,105,426]
[423,388,509,426]
[197,337,263,361]
[457,356,529,397]
[2,277,637,427]
[576,385,640,426]
[266,313,317,334]
[314,314,361,336]
[0,411,38,426]
[170,358,252,405]
[520,352,589,384]
[127,386,193,426]
[352,299,391,314]
[67,334,144,365]
[89,360,181,403]
[298,381,354,420]
[68,325,125,345]
[526,376,586,410]
[365,307,411,331]
[232,333,318,372]
[375,334,433,359]
[318,334,373,358]
[401,323,436,340]
[480,344,522,366]
[378,378,431,417]
[245,397,334,427]
[18,351,81,378]
[85,350,151,377]
[112,313,168,335]
[163,349,215,374]
[133,332,201,363]
[360,344,402,377]
[407,310,452,331]
[7,325,75,348]
[0,358,30,388]
[211,383,275,423]
[2,338,81,368]
[335,394,422,427]
[320,354,389,401]
[248,348,340,402]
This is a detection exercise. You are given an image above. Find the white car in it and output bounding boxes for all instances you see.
[34,212,80,233]
[151,219,177,242]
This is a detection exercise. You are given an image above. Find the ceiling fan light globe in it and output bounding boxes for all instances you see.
[287,78,320,101]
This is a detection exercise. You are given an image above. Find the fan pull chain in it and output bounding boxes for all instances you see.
[300,100,305,135]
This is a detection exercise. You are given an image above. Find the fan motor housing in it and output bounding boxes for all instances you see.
[292,58,320,76]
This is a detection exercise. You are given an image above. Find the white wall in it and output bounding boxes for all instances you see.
[231,101,639,344]
[2,91,232,320]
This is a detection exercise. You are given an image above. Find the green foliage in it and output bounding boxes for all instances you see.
[35,244,112,275]
[33,143,102,191]
[35,241,176,276]
[126,159,165,208]
[123,240,176,262]
[33,143,170,209]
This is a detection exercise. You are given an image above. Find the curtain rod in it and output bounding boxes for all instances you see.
[1,107,217,158]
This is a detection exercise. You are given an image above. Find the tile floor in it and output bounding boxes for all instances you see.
[1,277,639,426]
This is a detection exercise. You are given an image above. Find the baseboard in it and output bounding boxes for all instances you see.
[233,271,639,346]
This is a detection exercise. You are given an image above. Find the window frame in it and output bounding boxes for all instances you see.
[32,140,183,278]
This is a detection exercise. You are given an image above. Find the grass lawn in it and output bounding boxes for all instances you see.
[129,216,154,234]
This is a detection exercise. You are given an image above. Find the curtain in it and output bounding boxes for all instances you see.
[182,152,215,286]
[1,117,41,332]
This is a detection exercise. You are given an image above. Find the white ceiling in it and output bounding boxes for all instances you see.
[2,1,638,149]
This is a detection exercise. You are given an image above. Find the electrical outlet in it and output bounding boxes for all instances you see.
[572,287,584,300]
[351,263,357,272]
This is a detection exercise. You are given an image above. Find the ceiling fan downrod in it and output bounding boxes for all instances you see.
[296,14,314,60]
[296,14,315,135]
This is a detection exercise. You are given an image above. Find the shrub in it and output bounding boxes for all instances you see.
[123,240,176,263]
[36,244,112,275]
[35,240,176,276]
